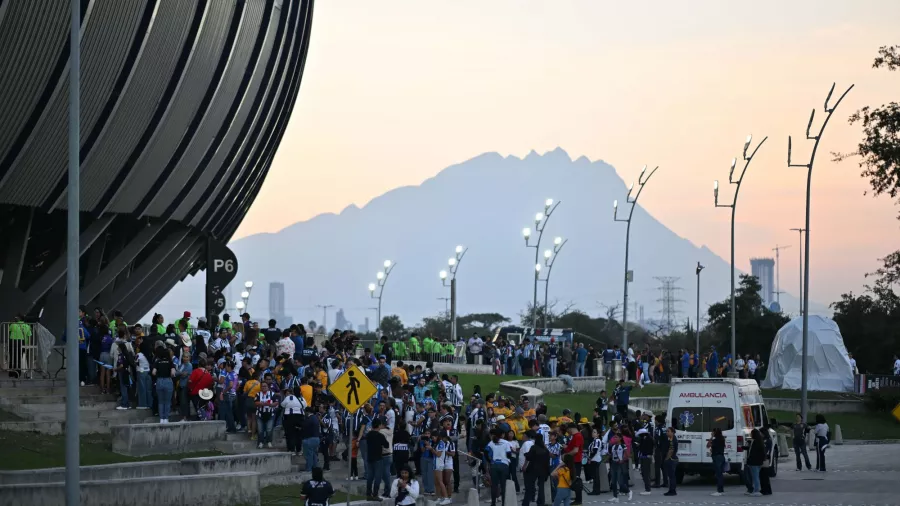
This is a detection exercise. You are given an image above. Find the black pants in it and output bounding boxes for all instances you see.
[639,457,652,492]
[283,414,303,453]
[453,450,460,491]
[490,462,510,506]
[523,471,546,506]
[616,404,628,419]
[664,460,677,494]
[585,462,601,494]
[653,449,666,486]
[573,462,583,503]
[393,450,409,474]
[78,348,88,383]
[760,467,772,495]
[596,410,608,428]
[320,434,331,470]
[815,437,827,471]
[509,457,520,492]
[794,440,812,470]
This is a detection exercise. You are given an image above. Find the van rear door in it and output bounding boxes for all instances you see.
[702,385,737,465]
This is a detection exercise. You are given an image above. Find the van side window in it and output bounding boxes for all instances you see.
[760,405,770,428]
[706,407,735,431]
[751,405,763,428]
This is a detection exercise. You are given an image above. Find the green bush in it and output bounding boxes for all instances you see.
[863,388,900,413]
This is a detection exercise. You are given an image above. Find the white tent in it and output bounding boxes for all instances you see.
[762,315,854,392]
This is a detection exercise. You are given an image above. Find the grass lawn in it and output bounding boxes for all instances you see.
[0,430,222,470]
[768,410,900,440]
[260,485,365,505]
[452,373,858,402]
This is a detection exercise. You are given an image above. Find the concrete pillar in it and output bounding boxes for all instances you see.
[596,462,610,492]
[503,478,517,506]
[806,430,815,449]
[613,360,624,382]
[592,358,602,377]
[467,488,479,506]
[833,425,843,445]
[542,475,552,501]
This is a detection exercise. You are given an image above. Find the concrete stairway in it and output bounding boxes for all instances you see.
[0,379,156,434]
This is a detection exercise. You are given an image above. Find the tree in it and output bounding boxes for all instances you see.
[706,274,790,360]
[518,300,575,327]
[831,285,900,374]
[379,315,405,340]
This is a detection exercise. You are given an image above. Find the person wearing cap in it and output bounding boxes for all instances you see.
[509,407,529,441]
[174,311,193,334]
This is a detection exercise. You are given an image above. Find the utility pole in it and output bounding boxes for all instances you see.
[772,244,791,306]
[790,228,806,315]
[316,304,334,331]
[437,297,450,313]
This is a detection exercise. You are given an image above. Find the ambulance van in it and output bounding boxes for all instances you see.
[666,378,778,484]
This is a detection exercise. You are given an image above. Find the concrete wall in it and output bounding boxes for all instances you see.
[402,360,494,375]
[0,461,175,485]
[180,452,292,476]
[0,472,260,506]
[111,421,226,457]
[629,397,864,416]
[500,377,607,405]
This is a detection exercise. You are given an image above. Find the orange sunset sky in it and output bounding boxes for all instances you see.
[235,0,900,306]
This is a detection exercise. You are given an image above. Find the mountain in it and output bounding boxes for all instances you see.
[148,148,826,329]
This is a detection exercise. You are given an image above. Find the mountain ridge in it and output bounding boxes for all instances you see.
[149,148,825,328]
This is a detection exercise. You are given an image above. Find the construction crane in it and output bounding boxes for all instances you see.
[772,244,791,305]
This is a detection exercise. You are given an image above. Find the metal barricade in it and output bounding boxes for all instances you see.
[0,322,40,378]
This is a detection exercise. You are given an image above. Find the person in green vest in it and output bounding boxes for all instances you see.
[220,313,233,333]
[174,311,193,334]
[8,314,32,376]
[408,333,421,360]
[422,335,435,361]
[151,313,166,336]
[373,339,383,356]
[442,340,454,363]
[392,338,408,360]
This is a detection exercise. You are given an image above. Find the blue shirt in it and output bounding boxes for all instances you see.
[707,351,719,374]
[681,353,690,369]
[576,348,588,362]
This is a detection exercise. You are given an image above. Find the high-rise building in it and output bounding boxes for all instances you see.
[335,308,349,331]
[750,258,776,308]
[269,282,285,322]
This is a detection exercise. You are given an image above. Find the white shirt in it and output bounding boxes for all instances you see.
[390,478,420,506]
[735,358,745,371]
[748,360,757,374]
[518,440,534,471]
[280,394,306,415]
[277,337,295,357]
[486,440,513,465]
[849,358,857,373]
[537,424,551,445]
[627,347,636,363]
[468,337,484,354]
[385,409,396,431]
[894,358,900,375]
[136,352,150,372]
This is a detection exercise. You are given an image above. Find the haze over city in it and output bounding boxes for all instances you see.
[228,0,899,315]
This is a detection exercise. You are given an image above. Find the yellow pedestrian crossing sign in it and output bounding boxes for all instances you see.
[328,364,377,414]
[892,402,900,424]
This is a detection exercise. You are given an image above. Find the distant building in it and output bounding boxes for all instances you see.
[269,282,285,322]
[750,258,775,309]
[335,308,349,330]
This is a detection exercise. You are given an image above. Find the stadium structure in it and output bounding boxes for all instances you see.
[0,0,314,333]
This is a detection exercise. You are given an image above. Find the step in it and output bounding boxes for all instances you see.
[1,394,118,406]
[0,379,70,388]
[0,419,116,435]
[12,401,119,412]
[0,385,102,397]
[27,409,156,423]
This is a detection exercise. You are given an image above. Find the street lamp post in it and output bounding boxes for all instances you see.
[240,280,254,313]
[789,227,806,315]
[523,199,560,329]
[714,135,767,373]
[695,262,704,354]
[788,82,854,422]
[613,166,659,352]
[368,260,395,337]
[439,246,467,343]
[540,237,568,328]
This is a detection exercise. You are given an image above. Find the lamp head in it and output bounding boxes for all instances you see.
[613,199,618,210]
[455,245,463,254]
[523,227,531,239]
[535,212,544,224]
[376,271,385,280]
[244,280,253,289]
[729,157,737,181]
[236,301,245,310]
[240,291,250,299]
[639,164,647,179]
[448,258,456,267]
[696,262,705,275]
[554,236,562,246]
[544,249,552,259]
[545,198,554,209]
[439,270,447,280]
[535,263,542,272]
[383,260,392,269]
[368,283,376,292]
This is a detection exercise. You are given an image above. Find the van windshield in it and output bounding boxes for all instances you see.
[672,407,735,432]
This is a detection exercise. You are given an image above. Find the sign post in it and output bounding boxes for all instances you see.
[206,236,238,321]
[328,365,378,506]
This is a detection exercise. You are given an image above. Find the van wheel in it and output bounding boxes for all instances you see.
[770,451,778,478]
[675,468,684,485]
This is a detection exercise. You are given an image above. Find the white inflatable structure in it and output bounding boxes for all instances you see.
[762,315,854,392]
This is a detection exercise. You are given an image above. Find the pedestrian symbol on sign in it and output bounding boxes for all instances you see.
[346,370,361,405]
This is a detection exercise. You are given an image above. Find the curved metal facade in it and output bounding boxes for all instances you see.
[0,0,314,332]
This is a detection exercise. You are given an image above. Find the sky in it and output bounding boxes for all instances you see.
[235,0,900,307]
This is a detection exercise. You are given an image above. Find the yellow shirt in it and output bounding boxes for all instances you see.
[509,417,529,440]
[300,384,313,406]
[244,379,261,398]
[494,407,512,418]
[557,467,572,489]
[523,408,536,419]
[557,416,573,425]
[316,370,328,387]
[392,367,408,385]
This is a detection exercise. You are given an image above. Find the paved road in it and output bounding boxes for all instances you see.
[577,444,899,506]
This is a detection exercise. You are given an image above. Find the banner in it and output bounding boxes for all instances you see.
[206,236,238,319]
